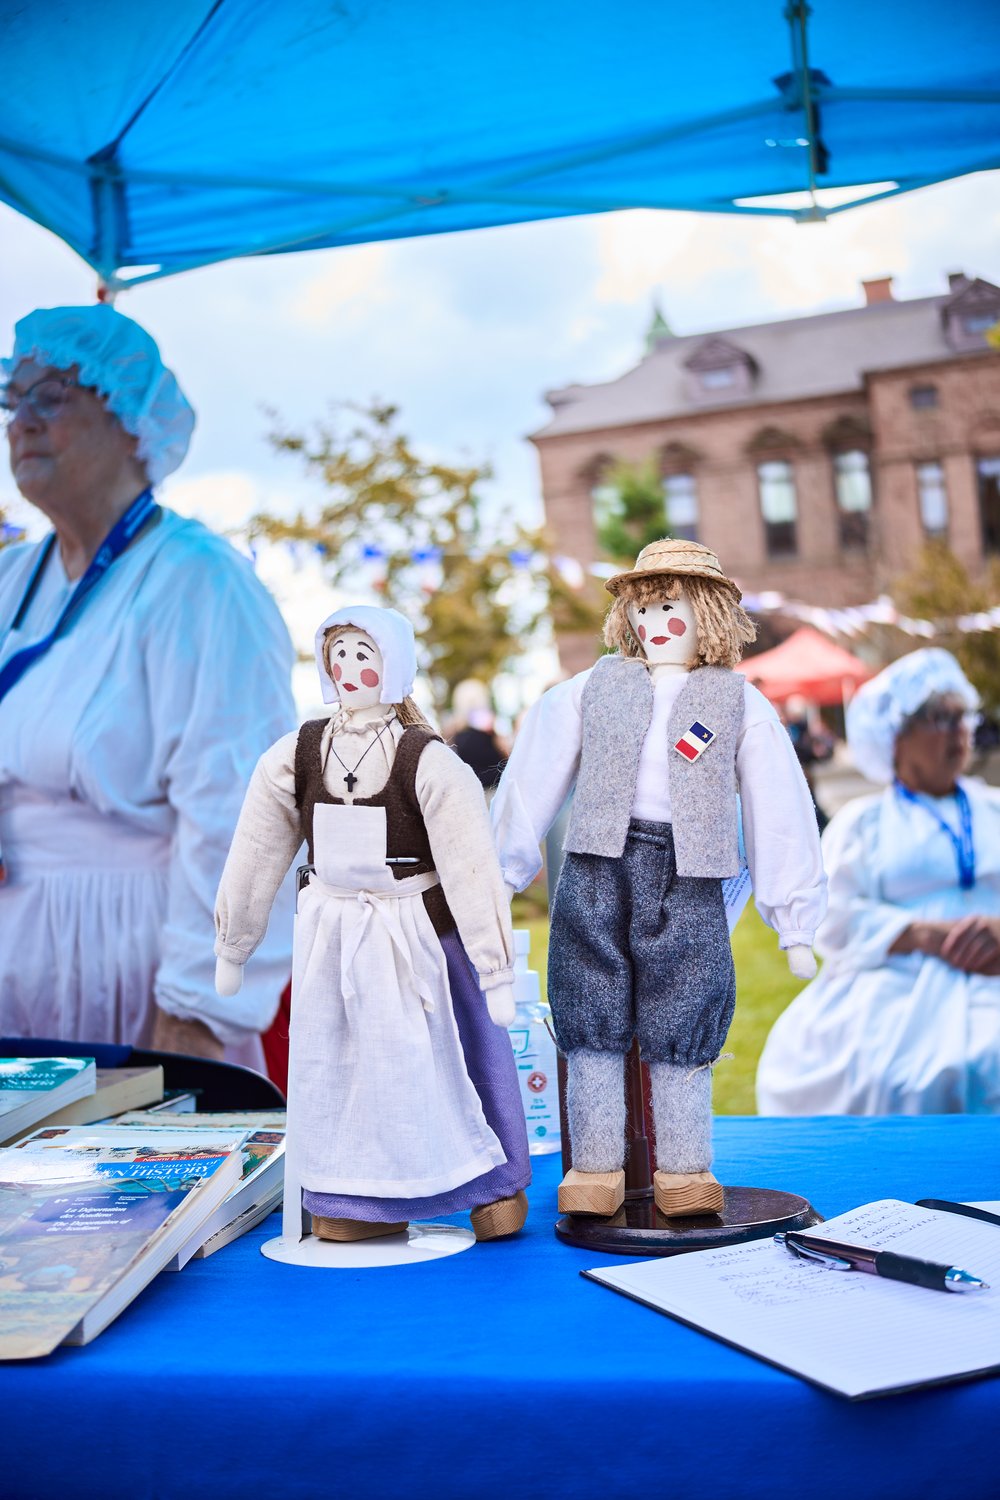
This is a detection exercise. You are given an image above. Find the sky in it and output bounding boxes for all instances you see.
[2,169,1000,707]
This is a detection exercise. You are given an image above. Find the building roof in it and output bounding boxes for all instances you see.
[534,276,1000,440]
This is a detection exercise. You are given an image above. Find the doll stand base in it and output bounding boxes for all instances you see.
[261,1221,476,1269]
[555,1185,820,1257]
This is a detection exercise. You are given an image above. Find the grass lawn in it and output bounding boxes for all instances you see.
[514,902,807,1115]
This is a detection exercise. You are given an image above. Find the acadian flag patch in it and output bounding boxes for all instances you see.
[674,721,716,762]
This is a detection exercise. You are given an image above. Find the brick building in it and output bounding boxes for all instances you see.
[532,273,1000,674]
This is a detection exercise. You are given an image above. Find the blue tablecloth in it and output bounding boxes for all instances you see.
[3,1116,998,1500]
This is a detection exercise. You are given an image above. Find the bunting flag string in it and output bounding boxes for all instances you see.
[235,535,1000,640]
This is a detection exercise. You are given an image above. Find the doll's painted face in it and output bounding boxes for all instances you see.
[328,630,384,710]
[627,587,699,667]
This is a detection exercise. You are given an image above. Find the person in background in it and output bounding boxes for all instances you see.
[757,648,1000,1115]
[782,693,833,831]
[447,678,509,793]
[0,304,295,1065]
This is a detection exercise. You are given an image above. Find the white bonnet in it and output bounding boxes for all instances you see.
[314,605,417,705]
[2,305,195,484]
[846,648,979,784]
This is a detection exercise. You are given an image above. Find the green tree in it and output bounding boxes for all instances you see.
[892,541,1000,714]
[594,457,668,566]
[249,402,600,709]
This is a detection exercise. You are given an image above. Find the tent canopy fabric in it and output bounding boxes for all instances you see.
[2,1,999,286]
[737,626,872,706]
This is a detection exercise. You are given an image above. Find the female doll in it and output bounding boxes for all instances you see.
[491,539,826,1218]
[214,605,530,1242]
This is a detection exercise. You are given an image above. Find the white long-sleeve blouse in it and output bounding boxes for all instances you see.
[491,666,826,948]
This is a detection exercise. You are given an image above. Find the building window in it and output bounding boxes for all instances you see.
[978,456,1000,555]
[699,366,737,390]
[663,472,699,541]
[757,460,798,557]
[916,461,948,540]
[909,384,938,410]
[832,450,872,551]
[964,313,998,335]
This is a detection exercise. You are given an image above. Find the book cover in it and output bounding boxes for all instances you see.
[110,1112,286,1263]
[0,1126,246,1358]
[0,1058,97,1145]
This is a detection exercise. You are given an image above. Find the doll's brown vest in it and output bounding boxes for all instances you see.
[293,720,457,937]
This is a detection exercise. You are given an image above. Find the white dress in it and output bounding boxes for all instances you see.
[0,509,296,1063]
[756,779,1000,1115]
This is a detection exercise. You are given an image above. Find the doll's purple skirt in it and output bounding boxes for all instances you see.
[302,932,531,1222]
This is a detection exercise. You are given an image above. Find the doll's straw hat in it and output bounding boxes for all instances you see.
[604,538,741,597]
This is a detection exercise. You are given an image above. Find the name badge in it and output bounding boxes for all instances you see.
[674,721,716,762]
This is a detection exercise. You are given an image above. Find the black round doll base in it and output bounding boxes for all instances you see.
[555,1185,821,1256]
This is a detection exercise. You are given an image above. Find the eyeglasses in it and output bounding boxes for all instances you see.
[909,709,977,734]
[0,376,79,428]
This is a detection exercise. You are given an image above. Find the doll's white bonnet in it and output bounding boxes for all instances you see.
[314,605,417,705]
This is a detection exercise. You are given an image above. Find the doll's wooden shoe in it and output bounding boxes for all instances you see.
[653,1171,724,1217]
[470,1189,529,1241]
[311,1215,409,1242]
[557,1168,626,1217]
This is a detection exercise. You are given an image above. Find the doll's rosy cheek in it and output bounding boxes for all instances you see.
[638,624,646,641]
[333,663,343,681]
[360,668,380,688]
[668,619,687,637]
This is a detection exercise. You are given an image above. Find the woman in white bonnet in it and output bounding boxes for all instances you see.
[757,648,1000,1115]
[0,304,295,1065]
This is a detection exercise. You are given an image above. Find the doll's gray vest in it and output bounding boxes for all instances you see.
[563,655,744,879]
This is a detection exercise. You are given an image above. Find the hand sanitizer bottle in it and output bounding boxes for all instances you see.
[507,929,561,1155]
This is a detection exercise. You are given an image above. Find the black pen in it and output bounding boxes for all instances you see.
[774,1231,990,1293]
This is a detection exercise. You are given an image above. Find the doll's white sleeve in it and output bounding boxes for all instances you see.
[214,732,304,971]
[415,741,514,993]
[736,685,827,948]
[490,672,587,891]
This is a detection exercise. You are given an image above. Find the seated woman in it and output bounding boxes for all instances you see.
[757,648,1000,1115]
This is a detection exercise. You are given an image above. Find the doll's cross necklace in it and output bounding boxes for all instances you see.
[323,720,392,793]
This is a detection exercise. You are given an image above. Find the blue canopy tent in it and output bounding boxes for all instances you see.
[1,0,999,289]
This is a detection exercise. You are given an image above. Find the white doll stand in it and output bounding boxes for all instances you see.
[260,1097,475,1269]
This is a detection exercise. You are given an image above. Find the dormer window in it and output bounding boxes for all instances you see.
[684,337,756,401]
[941,276,1000,351]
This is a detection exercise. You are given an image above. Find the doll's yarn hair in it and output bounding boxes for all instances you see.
[320,627,434,731]
[603,573,756,670]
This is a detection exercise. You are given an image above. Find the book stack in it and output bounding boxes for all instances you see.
[39,1066,165,1129]
[110,1110,286,1263]
[0,1124,248,1358]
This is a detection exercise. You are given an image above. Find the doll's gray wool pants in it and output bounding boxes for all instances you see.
[548,819,736,1066]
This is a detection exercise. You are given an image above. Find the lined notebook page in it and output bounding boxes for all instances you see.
[585,1200,1000,1399]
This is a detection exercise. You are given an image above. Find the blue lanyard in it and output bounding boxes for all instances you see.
[893,778,976,890]
[0,488,159,706]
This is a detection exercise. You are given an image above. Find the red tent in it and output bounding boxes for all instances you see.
[737,626,873,707]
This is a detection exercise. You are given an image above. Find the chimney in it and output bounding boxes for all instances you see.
[948,271,969,292]
[861,276,894,306]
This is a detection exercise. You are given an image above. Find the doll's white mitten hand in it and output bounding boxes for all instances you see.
[486,983,516,1028]
[786,944,817,981]
[215,956,245,997]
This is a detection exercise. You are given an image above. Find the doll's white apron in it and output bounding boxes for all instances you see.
[288,803,505,1197]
